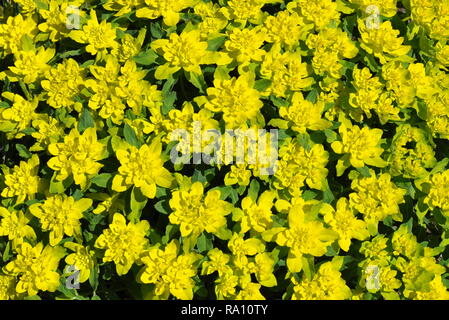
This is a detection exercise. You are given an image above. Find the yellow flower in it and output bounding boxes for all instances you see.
[41,58,85,110]
[1,154,40,204]
[70,10,118,55]
[221,0,271,26]
[197,72,263,128]
[413,276,449,300]
[48,127,106,189]
[287,0,340,30]
[224,164,252,187]
[136,0,197,26]
[103,0,145,17]
[267,199,337,273]
[0,207,36,249]
[169,181,233,243]
[411,0,449,41]
[3,47,55,84]
[321,198,369,252]
[331,123,387,175]
[3,242,65,296]
[0,14,38,55]
[389,124,437,178]
[349,171,406,233]
[263,10,311,48]
[111,29,146,62]
[237,191,276,234]
[348,0,398,18]
[359,235,390,266]
[138,240,202,300]
[277,92,331,133]
[29,195,93,246]
[151,29,230,80]
[358,19,411,64]
[0,92,39,139]
[95,213,149,276]
[64,242,95,283]
[201,248,231,277]
[235,282,265,300]
[112,139,173,199]
[424,169,449,216]
[30,115,65,152]
[392,224,419,257]
[292,258,351,300]
[0,275,17,300]
[223,27,266,66]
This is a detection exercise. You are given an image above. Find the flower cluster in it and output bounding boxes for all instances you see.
[1,0,449,301]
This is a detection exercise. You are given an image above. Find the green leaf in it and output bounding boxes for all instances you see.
[185,71,206,93]
[254,79,272,92]
[123,123,140,148]
[49,174,73,194]
[133,49,159,65]
[196,233,213,253]
[91,173,112,188]
[129,187,147,222]
[78,108,95,133]
[15,144,32,159]
[154,199,170,215]
[247,179,260,201]
[207,36,226,51]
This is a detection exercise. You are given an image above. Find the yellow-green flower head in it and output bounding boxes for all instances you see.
[198,72,263,128]
[223,26,266,66]
[0,207,36,249]
[0,92,39,139]
[70,10,118,56]
[221,0,273,26]
[274,141,329,194]
[278,92,331,133]
[151,29,230,80]
[3,46,55,84]
[287,0,340,30]
[0,14,38,55]
[215,270,239,300]
[292,258,352,300]
[389,124,437,178]
[224,164,252,187]
[64,242,95,284]
[331,123,387,175]
[201,248,231,277]
[392,224,419,258]
[48,127,106,189]
[411,0,449,41]
[321,198,369,252]
[235,282,265,300]
[112,139,174,198]
[1,154,40,204]
[111,29,146,62]
[412,276,449,300]
[138,240,202,300]
[260,44,314,97]
[29,195,92,246]
[169,181,233,241]
[30,115,65,152]
[263,10,311,48]
[267,199,337,273]
[103,0,145,17]
[423,169,449,216]
[41,58,86,110]
[0,274,17,300]
[396,254,446,293]
[136,0,198,26]
[38,1,86,42]
[435,41,449,67]
[14,0,37,14]
[194,1,228,38]
[359,235,390,266]
[95,213,149,276]
[4,242,65,296]
[358,19,411,64]
[381,61,416,106]
[349,171,406,233]
[237,191,276,234]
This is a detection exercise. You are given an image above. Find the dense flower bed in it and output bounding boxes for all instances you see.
[1,0,449,300]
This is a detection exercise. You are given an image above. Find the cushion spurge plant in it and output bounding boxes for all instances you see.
[0,0,449,301]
